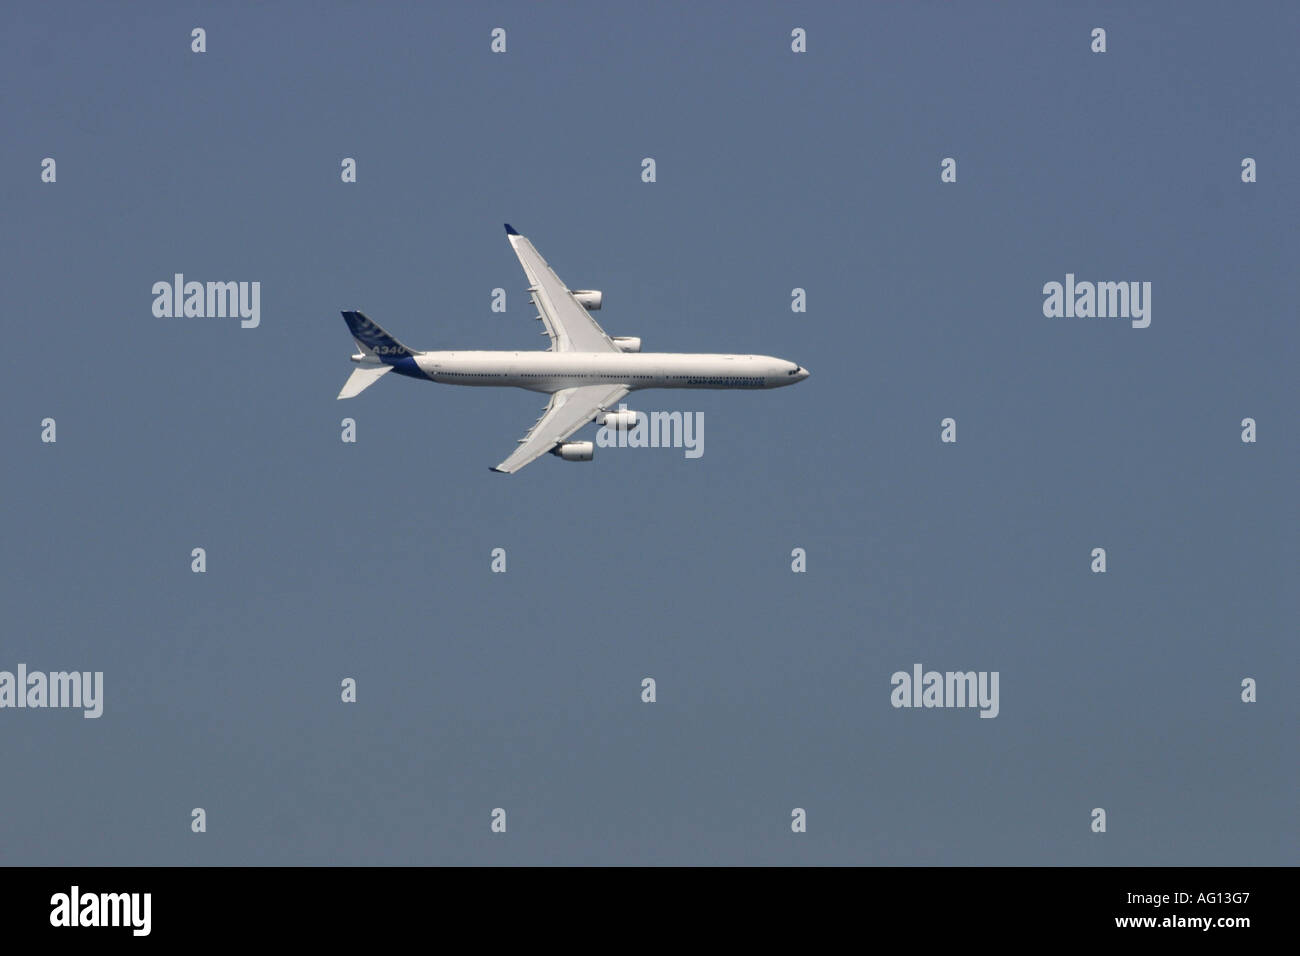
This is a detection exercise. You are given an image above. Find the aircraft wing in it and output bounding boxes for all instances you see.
[491,383,629,474]
[505,224,619,353]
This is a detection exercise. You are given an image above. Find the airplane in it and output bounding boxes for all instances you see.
[337,224,810,473]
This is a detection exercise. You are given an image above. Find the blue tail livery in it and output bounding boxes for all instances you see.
[341,310,415,362]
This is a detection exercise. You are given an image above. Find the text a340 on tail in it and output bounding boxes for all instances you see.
[337,224,809,474]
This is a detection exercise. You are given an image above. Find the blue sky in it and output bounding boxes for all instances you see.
[1,1,1295,864]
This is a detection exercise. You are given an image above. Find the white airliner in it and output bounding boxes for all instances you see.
[337,224,810,473]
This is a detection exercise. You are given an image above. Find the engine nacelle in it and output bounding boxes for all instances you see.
[553,441,594,462]
[572,290,602,311]
[611,336,641,353]
[597,408,638,429]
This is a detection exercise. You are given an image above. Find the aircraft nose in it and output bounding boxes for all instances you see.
[797,366,810,381]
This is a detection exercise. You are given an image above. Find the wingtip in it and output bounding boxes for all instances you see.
[489,466,509,474]
[504,223,519,236]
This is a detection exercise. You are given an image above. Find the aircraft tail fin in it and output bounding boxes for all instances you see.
[341,310,416,362]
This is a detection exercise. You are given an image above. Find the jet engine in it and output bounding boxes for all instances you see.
[553,441,594,462]
[597,408,638,429]
[611,336,642,353]
[572,290,602,311]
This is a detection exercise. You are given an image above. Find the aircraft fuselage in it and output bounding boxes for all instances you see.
[385,351,810,394]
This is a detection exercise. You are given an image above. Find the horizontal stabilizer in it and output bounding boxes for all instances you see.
[337,364,392,399]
